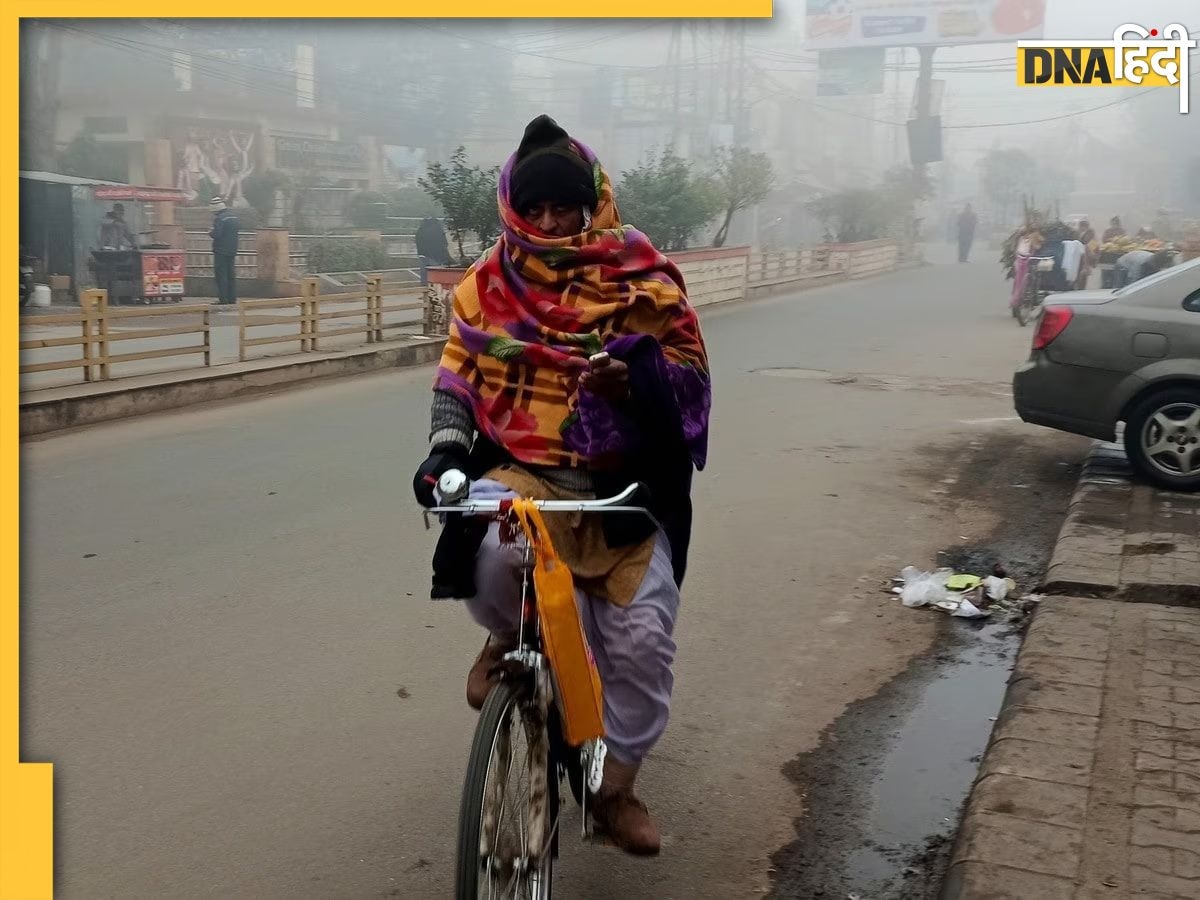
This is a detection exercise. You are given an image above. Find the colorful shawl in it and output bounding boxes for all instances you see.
[434,139,710,471]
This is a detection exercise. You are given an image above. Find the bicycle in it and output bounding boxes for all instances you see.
[1015,255,1055,327]
[425,471,653,900]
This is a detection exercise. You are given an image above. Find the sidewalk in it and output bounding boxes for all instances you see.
[943,597,1200,899]
[944,446,1200,900]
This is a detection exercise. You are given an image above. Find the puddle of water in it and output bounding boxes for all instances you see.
[845,620,1017,894]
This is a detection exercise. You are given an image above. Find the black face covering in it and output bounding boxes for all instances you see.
[510,115,597,214]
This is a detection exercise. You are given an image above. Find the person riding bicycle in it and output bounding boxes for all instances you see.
[412,115,711,856]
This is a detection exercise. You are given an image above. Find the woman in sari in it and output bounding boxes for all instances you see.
[412,115,711,855]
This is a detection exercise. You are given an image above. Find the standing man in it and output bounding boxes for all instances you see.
[209,196,240,305]
[1102,216,1126,243]
[414,215,451,285]
[956,202,978,263]
[98,203,138,250]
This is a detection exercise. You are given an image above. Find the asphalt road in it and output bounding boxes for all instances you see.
[21,246,1084,898]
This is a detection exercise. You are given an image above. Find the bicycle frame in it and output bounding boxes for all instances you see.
[428,471,651,842]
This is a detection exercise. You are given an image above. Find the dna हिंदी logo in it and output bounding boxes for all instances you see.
[1017,24,1197,113]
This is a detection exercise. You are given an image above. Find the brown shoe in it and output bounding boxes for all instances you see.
[466,634,514,710]
[589,758,661,856]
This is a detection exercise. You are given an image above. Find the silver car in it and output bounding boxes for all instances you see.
[1014,256,1200,489]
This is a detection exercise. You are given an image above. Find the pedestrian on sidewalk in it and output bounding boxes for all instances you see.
[209,197,240,305]
[956,202,978,263]
[415,216,451,285]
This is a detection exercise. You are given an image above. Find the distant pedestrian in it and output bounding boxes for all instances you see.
[209,197,240,305]
[1102,216,1125,243]
[956,203,978,263]
[415,216,451,285]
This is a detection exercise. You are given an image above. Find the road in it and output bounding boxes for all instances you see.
[21,246,1084,898]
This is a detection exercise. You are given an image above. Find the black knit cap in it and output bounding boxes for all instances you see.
[510,115,598,214]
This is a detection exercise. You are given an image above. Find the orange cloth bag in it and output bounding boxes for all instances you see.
[511,499,605,746]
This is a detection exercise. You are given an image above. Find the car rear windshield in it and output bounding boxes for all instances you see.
[1115,255,1200,296]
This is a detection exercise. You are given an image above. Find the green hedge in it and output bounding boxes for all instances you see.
[305,238,389,274]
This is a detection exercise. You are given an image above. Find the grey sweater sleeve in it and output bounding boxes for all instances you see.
[430,389,475,449]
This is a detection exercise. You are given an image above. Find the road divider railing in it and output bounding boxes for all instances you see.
[237,275,424,362]
[748,241,906,294]
[20,290,211,385]
[748,247,844,292]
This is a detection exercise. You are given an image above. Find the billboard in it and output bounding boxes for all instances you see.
[806,0,1046,49]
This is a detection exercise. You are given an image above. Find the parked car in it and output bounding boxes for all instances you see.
[1014,256,1200,490]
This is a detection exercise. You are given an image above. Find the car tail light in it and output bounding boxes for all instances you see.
[1033,306,1073,350]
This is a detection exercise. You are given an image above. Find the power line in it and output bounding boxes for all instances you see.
[752,59,1197,131]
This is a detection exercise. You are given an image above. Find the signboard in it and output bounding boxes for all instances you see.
[274,136,366,173]
[93,186,188,202]
[141,250,186,297]
[817,47,887,95]
[907,115,943,164]
[806,0,1046,49]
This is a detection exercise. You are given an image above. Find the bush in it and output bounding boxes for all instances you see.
[809,188,894,243]
[242,170,289,222]
[347,191,390,229]
[306,238,389,274]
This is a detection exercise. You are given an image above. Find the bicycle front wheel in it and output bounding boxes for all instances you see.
[456,679,555,900]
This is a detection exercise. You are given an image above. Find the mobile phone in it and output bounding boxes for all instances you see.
[588,351,610,369]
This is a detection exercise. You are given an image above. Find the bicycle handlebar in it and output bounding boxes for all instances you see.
[424,469,655,520]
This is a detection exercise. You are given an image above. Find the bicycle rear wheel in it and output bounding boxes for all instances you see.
[456,679,556,900]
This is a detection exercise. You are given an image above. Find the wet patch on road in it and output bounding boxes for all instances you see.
[753,367,1011,400]
[769,431,1083,899]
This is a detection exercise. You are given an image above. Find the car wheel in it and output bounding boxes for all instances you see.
[1124,387,1200,491]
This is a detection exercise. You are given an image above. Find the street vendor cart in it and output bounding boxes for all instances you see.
[89,246,187,305]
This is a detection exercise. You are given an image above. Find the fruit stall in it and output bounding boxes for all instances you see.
[1098,237,1170,288]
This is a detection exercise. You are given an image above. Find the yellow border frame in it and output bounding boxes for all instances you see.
[4,8,770,897]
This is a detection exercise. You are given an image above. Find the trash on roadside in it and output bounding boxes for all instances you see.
[983,575,1015,602]
[952,595,988,618]
[946,573,982,592]
[896,566,954,608]
[892,563,1021,620]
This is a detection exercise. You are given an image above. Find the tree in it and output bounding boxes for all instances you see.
[979,148,1036,228]
[386,186,443,220]
[709,146,775,248]
[418,147,500,261]
[618,148,722,251]
[58,129,127,183]
[1032,164,1076,210]
[242,170,290,223]
[809,187,895,243]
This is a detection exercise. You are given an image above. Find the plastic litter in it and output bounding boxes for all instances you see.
[952,596,988,618]
[982,575,1015,602]
[893,564,1021,620]
[896,566,954,607]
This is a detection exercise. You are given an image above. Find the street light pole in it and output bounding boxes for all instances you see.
[914,45,936,177]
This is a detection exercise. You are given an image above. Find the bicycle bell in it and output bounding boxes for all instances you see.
[437,469,470,503]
